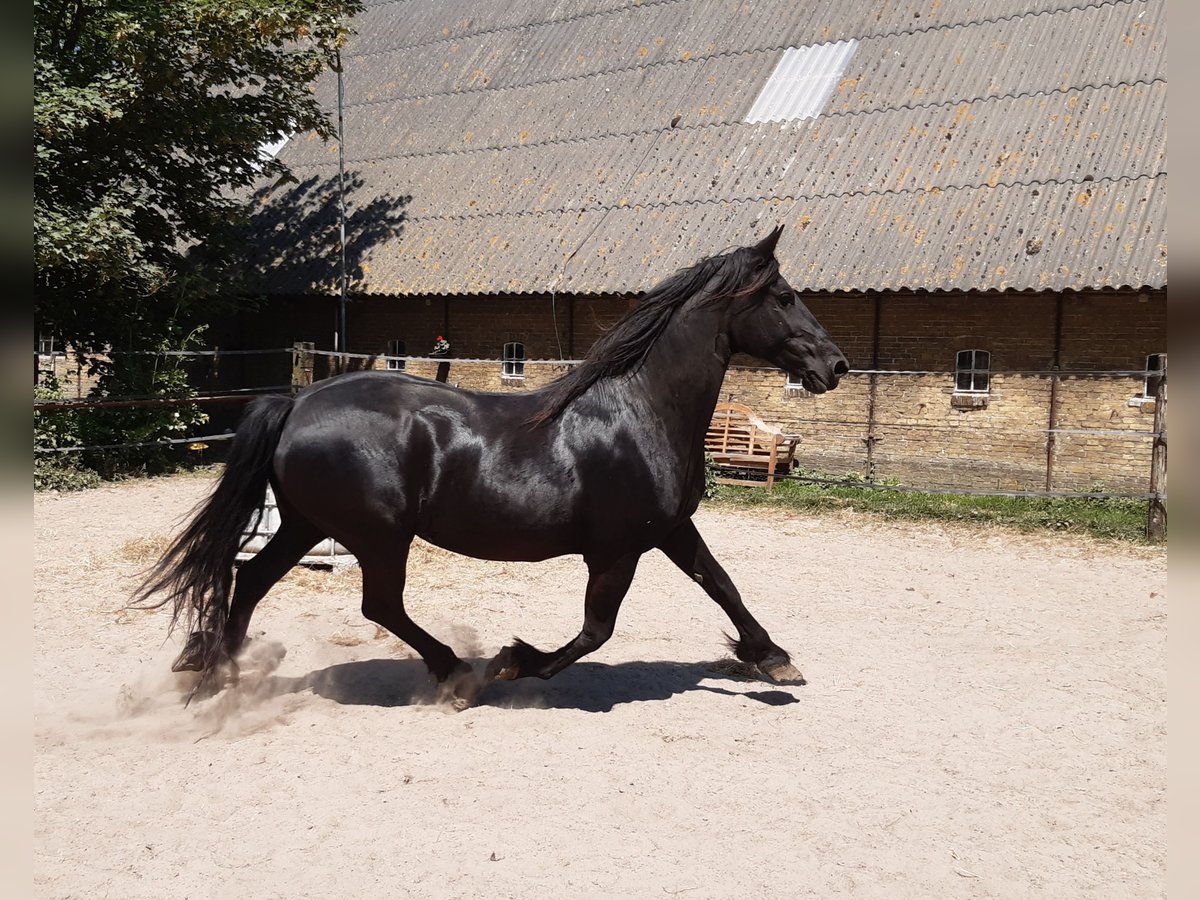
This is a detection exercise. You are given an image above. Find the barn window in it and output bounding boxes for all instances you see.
[744,40,860,124]
[502,341,525,379]
[1142,353,1166,399]
[955,349,991,394]
[784,370,811,397]
[386,339,406,370]
[36,331,56,357]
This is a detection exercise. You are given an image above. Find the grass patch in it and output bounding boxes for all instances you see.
[706,478,1152,543]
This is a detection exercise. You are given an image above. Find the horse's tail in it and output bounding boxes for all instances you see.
[132,394,295,677]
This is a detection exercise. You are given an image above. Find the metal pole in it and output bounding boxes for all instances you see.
[1146,364,1167,541]
[1045,293,1064,491]
[335,48,349,355]
[864,293,881,482]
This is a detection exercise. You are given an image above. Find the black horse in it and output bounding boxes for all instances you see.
[137,226,848,706]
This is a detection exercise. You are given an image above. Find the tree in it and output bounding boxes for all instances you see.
[34,0,362,350]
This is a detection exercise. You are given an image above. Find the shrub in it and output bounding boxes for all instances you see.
[33,326,209,486]
[77,329,209,478]
[34,375,100,491]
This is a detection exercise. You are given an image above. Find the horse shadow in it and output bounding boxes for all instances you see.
[264,658,802,713]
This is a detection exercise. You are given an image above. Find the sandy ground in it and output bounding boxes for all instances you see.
[34,475,1166,898]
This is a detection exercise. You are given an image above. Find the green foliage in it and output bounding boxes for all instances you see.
[34,457,103,492]
[34,325,211,486]
[706,473,1149,544]
[34,375,101,491]
[79,328,211,478]
[35,0,362,348]
[34,0,359,481]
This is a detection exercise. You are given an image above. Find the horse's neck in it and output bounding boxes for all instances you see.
[631,302,731,438]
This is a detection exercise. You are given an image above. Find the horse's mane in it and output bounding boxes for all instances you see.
[527,244,780,427]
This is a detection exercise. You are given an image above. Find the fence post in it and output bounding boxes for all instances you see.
[864,294,882,482]
[291,341,314,392]
[1146,368,1167,541]
[1044,371,1060,491]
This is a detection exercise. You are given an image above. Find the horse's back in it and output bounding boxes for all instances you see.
[271,371,589,559]
[296,369,543,414]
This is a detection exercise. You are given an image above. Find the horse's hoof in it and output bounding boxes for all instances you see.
[438,663,482,711]
[171,630,220,672]
[485,646,520,682]
[760,660,807,685]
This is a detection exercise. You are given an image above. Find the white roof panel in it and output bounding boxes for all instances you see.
[744,41,859,124]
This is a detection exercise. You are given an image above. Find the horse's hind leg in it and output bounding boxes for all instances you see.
[171,516,325,674]
[487,552,639,681]
[223,517,326,658]
[359,543,478,709]
[658,518,805,685]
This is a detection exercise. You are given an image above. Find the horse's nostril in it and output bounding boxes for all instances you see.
[833,359,849,376]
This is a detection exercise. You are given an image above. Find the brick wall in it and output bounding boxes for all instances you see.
[715,288,1165,492]
[399,358,575,393]
[874,292,1058,369]
[715,368,1157,492]
[223,287,1166,493]
[34,352,102,398]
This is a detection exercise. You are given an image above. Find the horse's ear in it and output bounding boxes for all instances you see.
[752,224,785,259]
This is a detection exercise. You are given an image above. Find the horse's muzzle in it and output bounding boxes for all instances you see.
[793,358,848,394]
[781,340,848,394]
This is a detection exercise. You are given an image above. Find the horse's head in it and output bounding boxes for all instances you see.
[725,225,849,394]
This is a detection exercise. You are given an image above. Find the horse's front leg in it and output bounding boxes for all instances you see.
[360,542,480,710]
[487,553,639,681]
[658,518,805,685]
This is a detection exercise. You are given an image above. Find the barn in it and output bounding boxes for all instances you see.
[220,0,1167,493]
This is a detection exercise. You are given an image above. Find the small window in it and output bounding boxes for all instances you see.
[955,349,990,394]
[386,339,406,370]
[502,341,525,379]
[1142,353,1165,399]
[784,370,811,397]
[37,331,56,357]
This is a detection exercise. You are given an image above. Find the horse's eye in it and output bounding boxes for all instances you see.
[779,292,794,307]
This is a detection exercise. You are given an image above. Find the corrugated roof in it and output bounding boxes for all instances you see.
[250,0,1167,294]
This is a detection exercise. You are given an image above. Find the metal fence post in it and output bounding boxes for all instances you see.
[1044,370,1060,492]
[1146,367,1167,541]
